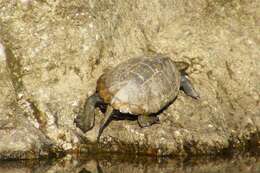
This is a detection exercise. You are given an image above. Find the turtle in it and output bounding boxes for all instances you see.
[74,55,199,141]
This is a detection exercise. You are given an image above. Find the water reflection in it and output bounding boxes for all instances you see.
[0,153,259,173]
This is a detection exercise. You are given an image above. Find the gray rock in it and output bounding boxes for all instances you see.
[0,0,259,158]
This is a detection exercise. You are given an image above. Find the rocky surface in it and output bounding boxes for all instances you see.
[0,116,53,159]
[0,0,259,159]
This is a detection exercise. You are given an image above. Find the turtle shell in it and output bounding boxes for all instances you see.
[97,56,181,115]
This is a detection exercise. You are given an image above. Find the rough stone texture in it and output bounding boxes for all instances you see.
[0,116,53,159]
[0,48,52,159]
[0,0,259,158]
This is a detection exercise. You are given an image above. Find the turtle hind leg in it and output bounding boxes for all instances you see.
[180,74,200,99]
[138,115,159,128]
[97,105,114,142]
[74,93,102,133]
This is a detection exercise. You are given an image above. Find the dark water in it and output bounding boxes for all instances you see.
[0,153,259,173]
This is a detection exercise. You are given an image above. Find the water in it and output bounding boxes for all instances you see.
[0,153,259,173]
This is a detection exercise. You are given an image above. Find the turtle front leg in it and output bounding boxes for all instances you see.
[180,74,200,99]
[97,105,114,141]
[74,93,102,133]
[138,115,159,128]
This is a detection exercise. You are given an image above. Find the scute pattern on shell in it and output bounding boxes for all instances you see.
[97,56,181,115]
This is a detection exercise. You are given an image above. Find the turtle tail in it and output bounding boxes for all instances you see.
[180,74,200,99]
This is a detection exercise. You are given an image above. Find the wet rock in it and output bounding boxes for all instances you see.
[0,0,259,158]
[0,154,260,173]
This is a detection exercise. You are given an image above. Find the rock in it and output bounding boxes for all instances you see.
[0,116,53,160]
[0,0,259,158]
